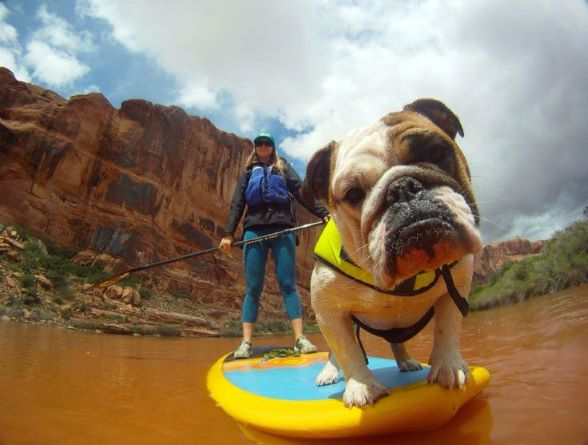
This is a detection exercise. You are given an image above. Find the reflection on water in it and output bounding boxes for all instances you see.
[1,285,587,445]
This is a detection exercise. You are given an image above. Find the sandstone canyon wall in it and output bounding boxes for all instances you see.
[0,67,323,319]
[473,237,547,285]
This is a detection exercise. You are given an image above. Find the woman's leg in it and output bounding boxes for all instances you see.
[242,322,255,343]
[291,317,304,339]
[270,232,316,351]
[241,229,270,341]
[270,232,302,322]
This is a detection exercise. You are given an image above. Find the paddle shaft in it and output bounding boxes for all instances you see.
[94,220,325,287]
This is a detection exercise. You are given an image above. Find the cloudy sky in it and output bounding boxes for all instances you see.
[1,0,587,244]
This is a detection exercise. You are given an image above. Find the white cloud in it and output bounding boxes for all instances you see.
[0,3,30,81]
[24,40,90,88]
[0,3,19,46]
[234,104,256,133]
[36,4,94,53]
[21,5,94,88]
[72,0,588,241]
[81,0,326,112]
[76,84,101,94]
[175,81,219,110]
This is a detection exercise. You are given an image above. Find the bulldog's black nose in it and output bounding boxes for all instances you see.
[387,177,424,204]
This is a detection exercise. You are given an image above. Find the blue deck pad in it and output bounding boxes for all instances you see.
[224,357,430,401]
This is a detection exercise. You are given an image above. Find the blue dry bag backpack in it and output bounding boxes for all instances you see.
[245,165,291,208]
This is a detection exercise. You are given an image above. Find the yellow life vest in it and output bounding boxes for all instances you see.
[313,219,440,295]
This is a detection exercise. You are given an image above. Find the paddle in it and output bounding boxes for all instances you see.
[91,220,326,289]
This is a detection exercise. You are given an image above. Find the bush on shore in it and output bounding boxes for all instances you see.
[470,219,588,309]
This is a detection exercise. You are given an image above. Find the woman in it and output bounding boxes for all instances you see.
[219,131,329,359]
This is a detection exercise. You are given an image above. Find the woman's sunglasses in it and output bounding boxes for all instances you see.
[255,140,273,147]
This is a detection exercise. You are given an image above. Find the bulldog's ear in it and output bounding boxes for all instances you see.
[301,141,335,206]
[403,98,464,140]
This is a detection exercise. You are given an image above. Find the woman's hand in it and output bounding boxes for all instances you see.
[219,235,234,253]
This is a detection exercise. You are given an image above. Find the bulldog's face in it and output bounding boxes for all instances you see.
[303,99,482,289]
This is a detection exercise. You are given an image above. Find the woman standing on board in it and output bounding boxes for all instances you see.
[219,131,329,359]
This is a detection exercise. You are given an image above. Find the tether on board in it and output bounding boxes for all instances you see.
[261,348,300,363]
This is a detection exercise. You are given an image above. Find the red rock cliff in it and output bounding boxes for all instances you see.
[473,237,547,285]
[0,68,323,319]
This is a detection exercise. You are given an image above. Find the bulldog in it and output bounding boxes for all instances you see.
[301,98,482,408]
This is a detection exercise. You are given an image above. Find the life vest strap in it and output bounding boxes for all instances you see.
[352,308,435,345]
[441,264,469,316]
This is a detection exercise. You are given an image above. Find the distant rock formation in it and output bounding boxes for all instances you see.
[473,237,547,285]
[0,67,322,320]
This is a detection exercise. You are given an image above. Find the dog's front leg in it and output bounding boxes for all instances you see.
[427,293,468,388]
[315,351,340,385]
[391,343,422,372]
[315,310,388,407]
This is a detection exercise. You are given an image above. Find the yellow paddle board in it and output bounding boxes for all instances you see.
[207,347,490,438]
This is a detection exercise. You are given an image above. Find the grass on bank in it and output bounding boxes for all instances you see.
[3,228,109,306]
[470,219,588,310]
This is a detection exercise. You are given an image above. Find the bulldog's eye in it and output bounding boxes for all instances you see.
[344,186,365,205]
[428,144,445,163]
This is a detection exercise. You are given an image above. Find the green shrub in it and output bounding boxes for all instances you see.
[155,323,181,337]
[86,271,110,284]
[18,242,42,274]
[303,321,321,334]
[29,308,57,321]
[58,307,72,320]
[118,275,142,288]
[74,302,90,313]
[56,284,75,301]
[7,293,21,306]
[131,324,158,336]
[14,237,109,287]
[471,219,588,309]
[6,306,24,318]
[22,287,40,306]
[139,287,153,300]
[69,319,102,330]
[103,313,127,323]
[20,273,36,288]
[257,319,290,335]
[219,320,242,337]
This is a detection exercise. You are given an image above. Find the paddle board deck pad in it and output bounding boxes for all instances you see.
[207,347,490,438]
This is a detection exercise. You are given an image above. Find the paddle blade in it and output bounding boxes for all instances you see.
[91,271,131,289]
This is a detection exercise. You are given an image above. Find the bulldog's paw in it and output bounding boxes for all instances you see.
[315,360,340,386]
[396,358,423,372]
[343,377,388,407]
[427,354,469,388]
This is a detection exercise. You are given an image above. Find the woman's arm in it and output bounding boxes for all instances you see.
[223,172,248,236]
[283,160,330,219]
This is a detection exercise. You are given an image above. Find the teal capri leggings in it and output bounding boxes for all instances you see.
[241,227,302,323]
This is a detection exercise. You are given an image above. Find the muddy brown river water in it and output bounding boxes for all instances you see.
[1,285,587,445]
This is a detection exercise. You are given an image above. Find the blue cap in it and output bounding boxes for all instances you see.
[253,131,275,147]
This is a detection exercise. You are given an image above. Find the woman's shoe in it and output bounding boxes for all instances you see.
[233,340,252,359]
[294,335,317,354]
